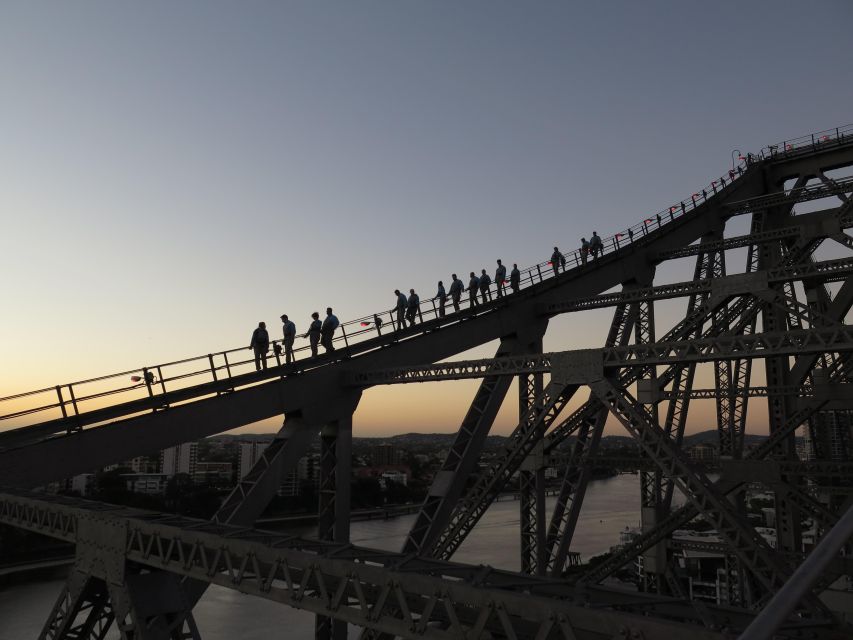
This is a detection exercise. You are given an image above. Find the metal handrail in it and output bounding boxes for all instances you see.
[2,123,852,431]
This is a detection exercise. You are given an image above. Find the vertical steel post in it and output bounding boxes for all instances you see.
[518,337,545,575]
[316,416,352,640]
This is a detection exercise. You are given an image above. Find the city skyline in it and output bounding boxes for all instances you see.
[2,2,852,437]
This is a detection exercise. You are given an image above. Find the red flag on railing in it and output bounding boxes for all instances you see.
[360,322,370,327]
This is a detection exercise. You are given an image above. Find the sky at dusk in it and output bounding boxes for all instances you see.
[1,2,852,437]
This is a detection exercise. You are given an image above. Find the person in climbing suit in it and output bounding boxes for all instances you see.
[303,312,322,357]
[249,321,269,370]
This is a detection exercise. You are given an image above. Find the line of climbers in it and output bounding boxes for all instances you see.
[247,234,605,371]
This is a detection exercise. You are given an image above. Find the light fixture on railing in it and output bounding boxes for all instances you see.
[130,372,156,385]
[731,148,742,170]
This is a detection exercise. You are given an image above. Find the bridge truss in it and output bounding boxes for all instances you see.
[2,126,853,639]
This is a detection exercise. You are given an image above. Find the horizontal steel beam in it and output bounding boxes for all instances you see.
[540,256,853,315]
[725,175,853,215]
[347,327,853,386]
[0,491,732,640]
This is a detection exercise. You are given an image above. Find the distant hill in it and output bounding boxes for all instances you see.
[213,429,791,449]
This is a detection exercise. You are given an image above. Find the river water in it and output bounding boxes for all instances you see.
[0,473,652,639]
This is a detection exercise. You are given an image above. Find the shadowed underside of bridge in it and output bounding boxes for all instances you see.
[2,128,853,640]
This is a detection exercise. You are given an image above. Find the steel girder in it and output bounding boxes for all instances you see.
[317,417,353,640]
[521,257,853,320]
[518,338,545,575]
[0,491,742,640]
[725,175,853,216]
[349,326,853,385]
[656,212,853,262]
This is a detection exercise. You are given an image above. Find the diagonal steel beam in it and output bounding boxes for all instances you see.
[402,326,546,556]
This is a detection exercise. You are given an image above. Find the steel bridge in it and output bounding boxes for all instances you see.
[2,124,853,640]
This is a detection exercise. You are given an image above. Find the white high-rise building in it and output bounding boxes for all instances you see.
[160,442,198,477]
[239,441,269,479]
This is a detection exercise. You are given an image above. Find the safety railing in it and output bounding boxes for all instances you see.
[1,123,852,433]
[759,124,853,161]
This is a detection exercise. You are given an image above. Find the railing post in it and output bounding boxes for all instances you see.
[536,265,543,282]
[208,354,218,382]
[272,343,282,368]
[55,386,67,419]
[340,325,349,349]
[223,352,232,378]
[156,366,167,395]
[811,133,815,149]
[67,384,80,416]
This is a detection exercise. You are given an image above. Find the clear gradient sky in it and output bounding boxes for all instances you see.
[1,2,852,437]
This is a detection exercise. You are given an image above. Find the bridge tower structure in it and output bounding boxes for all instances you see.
[2,125,853,639]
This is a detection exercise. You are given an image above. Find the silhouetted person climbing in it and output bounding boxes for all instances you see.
[321,307,339,353]
[374,314,383,335]
[249,322,269,371]
[449,274,463,312]
[590,232,602,260]
[580,238,589,265]
[468,272,480,307]
[406,289,420,327]
[394,289,407,330]
[280,314,296,364]
[479,269,492,304]
[495,259,507,297]
[434,281,447,317]
[551,247,565,276]
[510,263,520,294]
[303,312,322,358]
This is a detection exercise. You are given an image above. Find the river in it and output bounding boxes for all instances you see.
[0,473,654,639]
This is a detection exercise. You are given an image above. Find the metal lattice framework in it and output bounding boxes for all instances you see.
[2,125,853,640]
